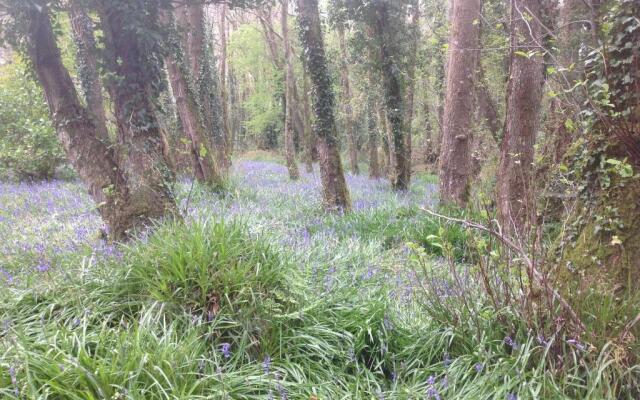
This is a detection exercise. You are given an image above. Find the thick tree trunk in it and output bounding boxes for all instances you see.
[497,0,545,237]
[337,25,359,175]
[282,0,300,180]
[161,6,222,187]
[23,3,169,240]
[371,1,410,191]
[180,3,230,173]
[439,0,481,206]
[97,0,177,224]
[296,0,351,211]
[68,1,109,142]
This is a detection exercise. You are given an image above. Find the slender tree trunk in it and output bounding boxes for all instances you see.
[439,0,481,206]
[161,6,222,187]
[219,2,233,159]
[68,1,109,142]
[337,24,359,175]
[405,2,420,176]
[302,69,315,172]
[179,3,230,173]
[296,0,351,211]
[371,1,410,191]
[377,103,391,178]
[497,0,545,236]
[367,95,381,179]
[97,0,177,224]
[22,2,171,240]
[281,0,300,180]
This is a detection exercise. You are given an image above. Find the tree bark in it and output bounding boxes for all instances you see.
[179,3,230,173]
[337,24,359,175]
[439,0,481,206]
[161,6,222,187]
[68,1,109,142]
[367,93,381,179]
[405,2,420,177]
[371,1,410,191]
[302,69,315,172]
[296,0,351,211]
[219,2,233,159]
[97,0,177,224]
[22,2,171,240]
[281,0,300,180]
[497,0,545,237]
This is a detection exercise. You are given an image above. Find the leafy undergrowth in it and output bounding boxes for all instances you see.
[1,160,637,399]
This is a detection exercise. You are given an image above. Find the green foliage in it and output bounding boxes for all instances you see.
[0,58,64,180]
[229,24,283,146]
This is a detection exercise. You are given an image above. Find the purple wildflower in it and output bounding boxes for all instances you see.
[220,342,231,359]
[443,352,452,368]
[507,393,518,400]
[263,355,271,374]
[475,362,484,373]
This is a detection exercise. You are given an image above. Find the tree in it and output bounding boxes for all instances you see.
[281,0,300,179]
[68,0,109,142]
[404,1,420,176]
[296,0,351,210]
[337,23,359,174]
[96,0,177,228]
[13,1,175,240]
[178,2,230,173]
[369,0,410,191]
[496,0,545,236]
[438,0,481,206]
[161,3,222,187]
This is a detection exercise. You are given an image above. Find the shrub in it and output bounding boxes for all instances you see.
[0,58,64,180]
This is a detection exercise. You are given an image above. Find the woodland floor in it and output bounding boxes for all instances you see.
[0,159,622,399]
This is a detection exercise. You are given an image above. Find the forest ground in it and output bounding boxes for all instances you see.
[0,157,623,399]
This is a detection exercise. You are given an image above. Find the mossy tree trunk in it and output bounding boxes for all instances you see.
[296,0,351,211]
[281,0,300,180]
[337,24,359,175]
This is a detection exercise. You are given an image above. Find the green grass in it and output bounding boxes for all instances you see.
[1,161,638,399]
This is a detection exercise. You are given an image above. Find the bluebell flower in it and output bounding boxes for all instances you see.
[220,342,231,358]
[263,355,271,374]
[475,362,483,373]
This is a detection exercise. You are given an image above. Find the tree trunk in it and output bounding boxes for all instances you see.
[302,69,315,172]
[161,6,222,187]
[337,24,359,175]
[281,0,300,180]
[371,1,410,191]
[377,103,391,178]
[405,2,420,177]
[219,2,233,159]
[296,0,351,211]
[496,0,545,237]
[68,1,109,142]
[439,0,481,206]
[180,3,230,173]
[97,0,177,225]
[22,2,170,240]
[367,94,381,179]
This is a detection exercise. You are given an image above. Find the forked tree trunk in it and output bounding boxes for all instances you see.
[297,0,351,211]
[439,0,481,206]
[281,0,300,180]
[161,6,222,187]
[68,1,109,142]
[97,0,177,224]
[497,0,545,237]
[337,24,359,175]
[371,1,410,191]
[23,3,171,240]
